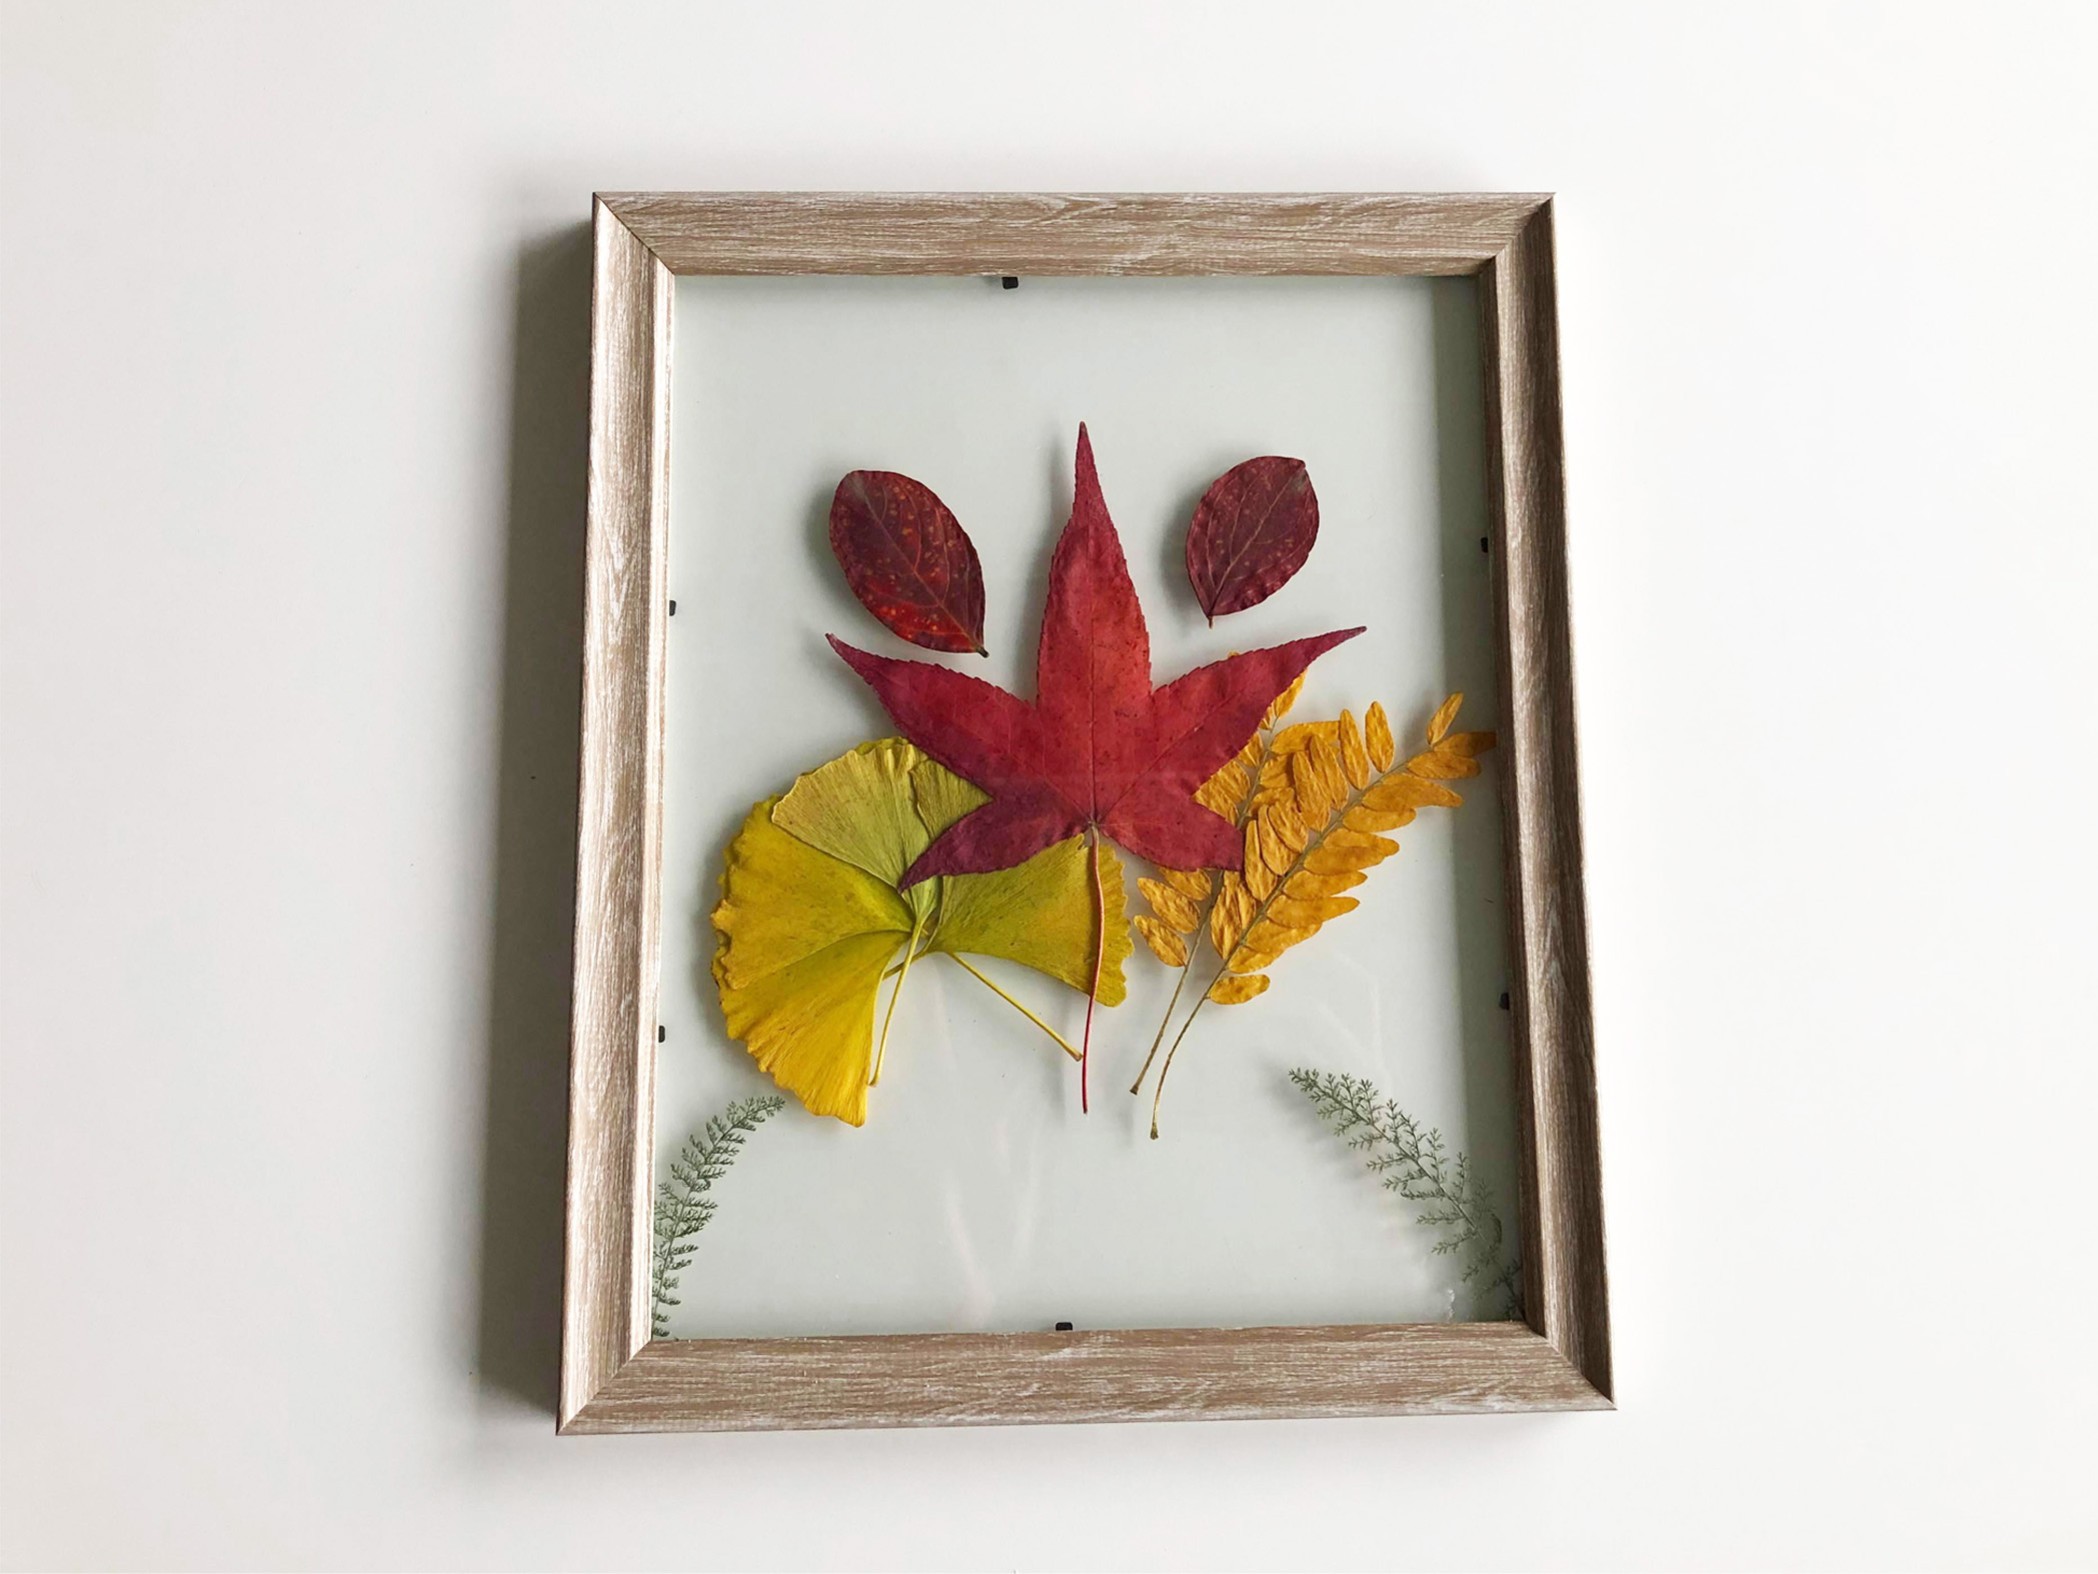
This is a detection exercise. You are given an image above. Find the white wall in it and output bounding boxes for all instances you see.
[3,3,2093,1568]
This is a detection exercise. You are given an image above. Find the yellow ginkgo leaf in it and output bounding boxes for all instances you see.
[931,827,1132,1006]
[715,930,903,1126]
[909,753,1128,1003]
[771,739,932,892]
[714,797,912,993]
[907,750,988,836]
[713,740,1128,1125]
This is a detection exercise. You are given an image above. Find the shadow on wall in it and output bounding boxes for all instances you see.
[1429,274,1524,1251]
[473,223,592,1414]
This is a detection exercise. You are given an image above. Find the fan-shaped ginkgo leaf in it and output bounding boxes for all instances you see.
[712,739,1127,1125]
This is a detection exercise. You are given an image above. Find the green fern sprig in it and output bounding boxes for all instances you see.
[650,1093,785,1338]
[1289,1067,1523,1319]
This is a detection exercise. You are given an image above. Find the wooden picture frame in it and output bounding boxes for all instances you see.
[560,192,1608,1433]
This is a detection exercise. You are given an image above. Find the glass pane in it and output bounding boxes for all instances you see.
[654,274,1520,1338]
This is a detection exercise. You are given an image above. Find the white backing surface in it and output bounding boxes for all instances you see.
[4,3,2095,1570]
[658,275,1516,1335]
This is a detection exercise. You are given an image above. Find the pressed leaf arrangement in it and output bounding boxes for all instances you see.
[829,426,1358,1107]
[697,422,1501,1195]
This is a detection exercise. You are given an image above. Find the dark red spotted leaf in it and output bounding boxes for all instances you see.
[829,469,987,654]
[1184,455,1319,622]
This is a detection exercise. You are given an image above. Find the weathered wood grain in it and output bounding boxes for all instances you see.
[1478,202,1612,1399]
[560,198,672,1429]
[601,191,1544,277]
[561,192,1608,1432]
[563,1322,1609,1434]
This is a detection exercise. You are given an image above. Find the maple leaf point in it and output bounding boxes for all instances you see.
[830,425,1363,887]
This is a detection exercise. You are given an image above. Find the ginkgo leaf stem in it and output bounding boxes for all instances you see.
[870,910,927,1086]
[1082,825,1105,1113]
[944,954,1082,1061]
[878,935,1083,1061]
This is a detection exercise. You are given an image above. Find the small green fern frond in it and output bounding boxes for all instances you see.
[649,1093,785,1338]
[1289,1067,1522,1319]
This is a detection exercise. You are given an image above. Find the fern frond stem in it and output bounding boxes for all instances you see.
[1129,953,1195,1095]
[1133,730,1275,1098]
[1148,964,1227,1139]
[870,912,926,1086]
[1150,781,1348,1129]
[1081,825,1104,1113]
[944,954,1081,1061]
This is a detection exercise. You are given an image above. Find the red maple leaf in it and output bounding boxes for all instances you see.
[829,425,1361,1109]
[830,425,1361,883]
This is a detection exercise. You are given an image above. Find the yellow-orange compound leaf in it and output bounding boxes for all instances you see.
[1364,702,1396,772]
[1200,694,1496,1006]
[1427,692,1464,745]
[713,739,1128,1125]
[1137,694,1500,1138]
[1206,973,1270,1005]
[1134,914,1189,967]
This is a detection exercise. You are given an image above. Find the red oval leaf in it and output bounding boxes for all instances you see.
[829,470,987,654]
[1184,456,1319,622]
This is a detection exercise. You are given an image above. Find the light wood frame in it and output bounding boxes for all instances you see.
[560,192,1607,1433]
